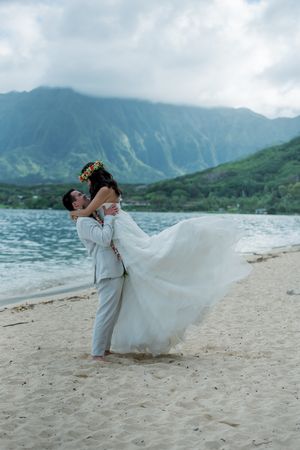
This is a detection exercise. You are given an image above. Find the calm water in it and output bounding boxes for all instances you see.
[0,209,299,304]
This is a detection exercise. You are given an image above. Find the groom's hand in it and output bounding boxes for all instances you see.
[103,204,119,216]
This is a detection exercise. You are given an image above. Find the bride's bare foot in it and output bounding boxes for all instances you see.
[92,355,107,362]
[104,350,114,356]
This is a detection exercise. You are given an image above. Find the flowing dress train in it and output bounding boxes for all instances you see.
[100,204,251,354]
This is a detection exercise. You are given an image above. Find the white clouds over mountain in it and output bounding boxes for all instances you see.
[0,0,299,117]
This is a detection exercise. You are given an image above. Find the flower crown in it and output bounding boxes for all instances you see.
[79,161,104,182]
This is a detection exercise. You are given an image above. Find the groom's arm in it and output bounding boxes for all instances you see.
[76,216,115,247]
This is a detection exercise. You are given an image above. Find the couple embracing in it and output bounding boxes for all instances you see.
[63,161,251,361]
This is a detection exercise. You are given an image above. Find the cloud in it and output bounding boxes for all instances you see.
[0,0,299,117]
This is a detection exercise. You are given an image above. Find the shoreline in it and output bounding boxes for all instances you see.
[2,243,300,311]
[1,245,300,449]
[0,282,94,310]
[1,205,300,215]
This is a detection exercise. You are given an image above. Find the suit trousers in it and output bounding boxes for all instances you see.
[92,276,124,356]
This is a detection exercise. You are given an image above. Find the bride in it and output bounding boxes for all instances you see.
[71,161,251,354]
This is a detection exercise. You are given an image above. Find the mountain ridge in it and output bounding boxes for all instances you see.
[125,135,300,214]
[0,86,300,184]
[1,135,299,214]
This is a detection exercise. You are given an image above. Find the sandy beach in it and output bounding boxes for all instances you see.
[1,248,300,450]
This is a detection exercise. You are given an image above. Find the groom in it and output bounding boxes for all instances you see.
[62,189,125,361]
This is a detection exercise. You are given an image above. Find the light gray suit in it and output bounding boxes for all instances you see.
[76,215,124,356]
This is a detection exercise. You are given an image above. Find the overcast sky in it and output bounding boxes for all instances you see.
[0,0,299,117]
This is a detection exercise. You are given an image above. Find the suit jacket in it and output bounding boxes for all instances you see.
[76,215,124,283]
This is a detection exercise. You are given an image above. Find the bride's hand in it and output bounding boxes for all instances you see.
[70,210,80,220]
[103,204,119,216]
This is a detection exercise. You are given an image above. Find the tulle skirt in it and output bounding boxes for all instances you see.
[106,209,251,354]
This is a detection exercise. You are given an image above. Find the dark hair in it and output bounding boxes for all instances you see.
[62,189,76,211]
[81,162,121,200]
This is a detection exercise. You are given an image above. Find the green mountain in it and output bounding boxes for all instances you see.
[1,137,299,214]
[125,136,300,214]
[0,87,300,184]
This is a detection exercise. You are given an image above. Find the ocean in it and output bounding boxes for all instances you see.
[1,209,299,306]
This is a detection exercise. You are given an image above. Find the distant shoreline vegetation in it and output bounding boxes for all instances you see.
[0,180,298,215]
[1,136,299,214]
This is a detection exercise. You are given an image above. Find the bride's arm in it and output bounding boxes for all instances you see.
[71,187,112,217]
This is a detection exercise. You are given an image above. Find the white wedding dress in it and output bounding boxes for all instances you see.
[100,203,251,354]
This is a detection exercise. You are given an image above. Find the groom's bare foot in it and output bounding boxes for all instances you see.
[92,355,107,362]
